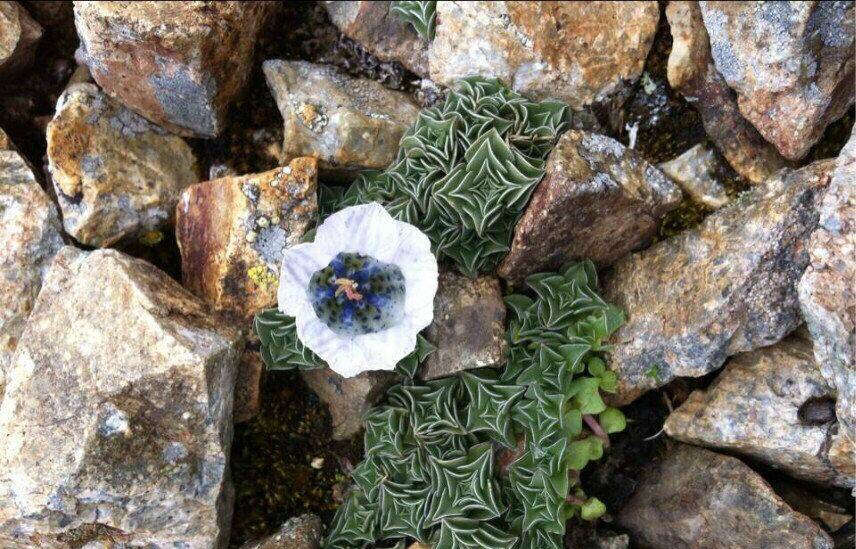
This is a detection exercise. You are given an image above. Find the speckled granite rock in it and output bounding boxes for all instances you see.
[73,1,276,137]
[799,127,856,446]
[263,59,419,181]
[666,0,788,184]
[301,367,399,440]
[177,158,318,422]
[47,83,198,247]
[0,1,41,76]
[664,336,853,488]
[699,1,855,161]
[324,1,428,75]
[604,158,834,405]
[429,1,659,108]
[499,130,682,285]
[659,143,730,209]
[618,443,833,549]
[0,247,242,548]
[238,514,322,549]
[0,129,63,402]
[421,270,506,380]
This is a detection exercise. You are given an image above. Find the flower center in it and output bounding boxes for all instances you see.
[334,278,363,301]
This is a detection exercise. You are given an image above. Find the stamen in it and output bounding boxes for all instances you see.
[334,278,363,301]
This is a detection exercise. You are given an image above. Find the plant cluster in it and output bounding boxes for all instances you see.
[391,1,437,41]
[320,77,569,277]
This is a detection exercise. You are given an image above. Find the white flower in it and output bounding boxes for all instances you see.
[277,203,439,377]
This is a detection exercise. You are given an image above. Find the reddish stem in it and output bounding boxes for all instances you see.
[583,414,610,448]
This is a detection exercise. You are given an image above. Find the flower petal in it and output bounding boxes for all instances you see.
[277,242,335,317]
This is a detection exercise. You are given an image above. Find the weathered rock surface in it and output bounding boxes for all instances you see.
[618,443,834,549]
[604,158,834,405]
[301,367,398,440]
[799,127,856,445]
[0,247,242,548]
[324,1,428,76]
[499,130,682,284]
[73,1,275,137]
[47,83,198,247]
[664,336,853,488]
[699,1,855,161]
[263,60,419,180]
[177,158,318,422]
[0,129,63,401]
[0,1,41,76]
[666,0,788,184]
[658,142,730,209]
[421,270,506,380]
[773,479,854,533]
[429,1,658,108]
[238,514,322,549]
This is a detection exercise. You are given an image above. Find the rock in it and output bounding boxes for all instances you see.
[658,143,730,209]
[666,0,788,184]
[301,367,399,440]
[0,129,63,401]
[0,247,242,548]
[699,1,855,161]
[604,158,835,405]
[46,83,198,247]
[22,1,72,28]
[408,544,432,549]
[176,158,318,422]
[0,1,42,76]
[498,130,682,284]
[73,1,276,138]
[773,480,853,533]
[429,1,659,109]
[799,127,856,446]
[263,59,419,181]
[664,336,853,488]
[421,270,506,380]
[238,514,322,549]
[618,443,834,549]
[324,1,428,76]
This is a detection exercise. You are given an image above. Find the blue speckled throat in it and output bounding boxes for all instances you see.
[308,252,406,336]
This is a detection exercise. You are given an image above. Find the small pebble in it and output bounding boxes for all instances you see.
[310,457,324,469]
[246,231,257,243]
[283,166,292,175]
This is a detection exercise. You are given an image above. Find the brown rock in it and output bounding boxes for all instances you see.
[604,158,834,405]
[700,1,855,161]
[772,480,853,533]
[666,1,788,183]
[176,158,318,422]
[619,443,834,548]
[664,336,852,488]
[324,1,429,75]
[0,1,41,76]
[499,130,682,285]
[47,83,199,247]
[421,270,506,380]
[73,1,276,137]
[429,1,659,108]
[301,367,399,440]
[658,143,730,209]
[238,514,322,549]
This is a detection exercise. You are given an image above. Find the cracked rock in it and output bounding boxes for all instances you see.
[0,1,41,76]
[658,142,730,209]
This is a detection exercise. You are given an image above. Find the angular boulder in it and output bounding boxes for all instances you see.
[238,514,322,549]
[699,1,855,160]
[604,158,835,405]
[618,443,833,549]
[47,83,198,247]
[429,1,659,108]
[499,130,682,285]
[658,142,730,209]
[664,336,853,488]
[73,1,276,137]
[263,59,419,180]
[0,247,242,548]
[176,158,318,422]
[0,1,41,76]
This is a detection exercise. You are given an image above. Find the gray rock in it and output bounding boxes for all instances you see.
[799,126,856,447]
[46,83,199,247]
[664,336,853,488]
[699,1,855,161]
[498,130,682,285]
[0,247,242,548]
[618,443,833,549]
[263,59,419,181]
[658,143,730,209]
[604,158,835,405]
[301,367,399,440]
[421,270,506,380]
[238,514,322,549]
[0,1,42,76]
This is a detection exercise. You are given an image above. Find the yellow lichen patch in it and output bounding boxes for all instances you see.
[139,230,164,246]
[247,264,278,289]
[299,103,318,126]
